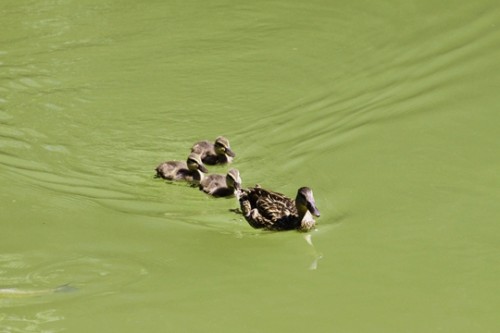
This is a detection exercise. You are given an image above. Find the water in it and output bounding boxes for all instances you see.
[1,0,500,332]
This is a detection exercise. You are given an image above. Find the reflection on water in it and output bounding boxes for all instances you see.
[304,234,323,270]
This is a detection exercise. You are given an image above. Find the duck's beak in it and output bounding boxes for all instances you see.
[307,201,321,217]
[225,147,236,157]
[198,163,208,173]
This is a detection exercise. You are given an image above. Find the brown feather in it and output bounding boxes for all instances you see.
[239,187,306,231]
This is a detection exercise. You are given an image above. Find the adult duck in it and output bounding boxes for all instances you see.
[155,153,208,182]
[191,136,235,165]
[199,168,242,197]
[239,186,320,231]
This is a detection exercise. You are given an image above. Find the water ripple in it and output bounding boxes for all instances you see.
[0,309,65,333]
[0,252,148,332]
[0,252,148,304]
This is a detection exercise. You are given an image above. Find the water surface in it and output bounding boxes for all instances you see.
[1,1,500,332]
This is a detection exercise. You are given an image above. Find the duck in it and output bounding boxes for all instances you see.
[191,136,235,165]
[155,153,208,182]
[199,168,242,197]
[238,186,320,231]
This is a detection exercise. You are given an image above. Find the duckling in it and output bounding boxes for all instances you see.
[199,168,242,197]
[155,153,208,182]
[239,186,320,231]
[191,136,235,165]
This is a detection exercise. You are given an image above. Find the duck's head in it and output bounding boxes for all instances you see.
[295,187,320,217]
[225,168,242,191]
[186,153,208,173]
[214,136,235,158]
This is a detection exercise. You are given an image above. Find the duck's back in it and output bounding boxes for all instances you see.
[241,187,299,230]
[192,140,223,165]
[155,160,187,180]
[199,174,234,197]
[200,174,225,192]
[191,141,214,155]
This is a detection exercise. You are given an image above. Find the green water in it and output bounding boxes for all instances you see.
[1,1,499,332]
